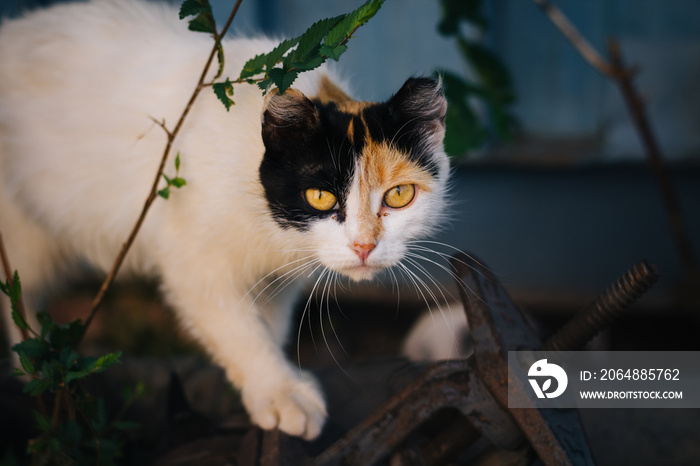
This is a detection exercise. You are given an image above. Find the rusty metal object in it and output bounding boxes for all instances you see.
[543,260,659,352]
[450,252,596,466]
[312,359,523,465]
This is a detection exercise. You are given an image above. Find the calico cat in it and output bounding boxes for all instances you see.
[0,0,449,439]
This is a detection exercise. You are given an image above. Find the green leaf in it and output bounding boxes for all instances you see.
[12,338,50,360]
[59,346,79,368]
[324,0,385,48]
[64,370,90,385]
[179,0,207,20]
[257,78,274,94]
[179,0,216,34]
[10,271,22,303]
[158,187,170,199]
[93,351,122,373]
[33,411,52,433]
[239,53,268,80]
[175,152,181,172]
[122,382,146,403]
[11,307,28,331]
[49,320,85,350]
[171,177,187,189]
[439,70,489,156]
[213,78,235,111]
[289,15,344,64]
[37,311,56,340]
[320,44,347,61]
[288,55,325,73]
[19,352,35,375]
[188,14,215,34]
[268,68,300,95]
[24,378,51,396]
[457,38,513,104]
[264,37,301,73]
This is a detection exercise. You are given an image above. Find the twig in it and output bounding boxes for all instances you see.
[531,0,617,78]
[607,40,698,276]
[532,0,699,277]
[82,0,244,335]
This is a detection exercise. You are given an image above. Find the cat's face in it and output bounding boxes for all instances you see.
[260,77,449,282]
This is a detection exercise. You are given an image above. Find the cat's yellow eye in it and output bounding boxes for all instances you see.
[305,188,337,211]
[383,184,416,209]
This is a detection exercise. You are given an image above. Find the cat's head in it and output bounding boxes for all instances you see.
[259,76,449,282]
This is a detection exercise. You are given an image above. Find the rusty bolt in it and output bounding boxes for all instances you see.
[543,260,659,352]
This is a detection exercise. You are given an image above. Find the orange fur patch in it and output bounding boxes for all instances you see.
[355,140,435,241]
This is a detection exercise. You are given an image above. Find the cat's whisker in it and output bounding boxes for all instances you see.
[318,271,352,378]
[396,262,441,317]
[387,267,402,318]
[297,267,331,370]
[244,255,320,312]
[330,269,349,321]
[260,258,322,306]
[239,253,318,305]
[405,242,491,310]
[399,255,471,360]
[403,254,454,308]
[399,259,446,317]
[409,240,494,275]
[402,256,463,354]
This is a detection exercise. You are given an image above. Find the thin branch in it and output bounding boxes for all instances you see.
[532,0,698,279]
[607,40,698,275]
[532,0,617,78]
[82,0,244,335]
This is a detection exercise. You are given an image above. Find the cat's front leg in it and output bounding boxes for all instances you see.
[161,275,326,440]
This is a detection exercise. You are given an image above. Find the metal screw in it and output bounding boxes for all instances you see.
[543,260,659,352]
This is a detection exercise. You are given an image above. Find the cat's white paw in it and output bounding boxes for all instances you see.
[241,370,327,440]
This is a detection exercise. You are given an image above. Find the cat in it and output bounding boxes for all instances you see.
[0,0,449,440]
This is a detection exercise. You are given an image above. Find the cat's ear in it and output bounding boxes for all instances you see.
[388,77,447,129]
[316,75,353,105]
[261,88,319,146]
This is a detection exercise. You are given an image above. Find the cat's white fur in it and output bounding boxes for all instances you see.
[0,0,449,439]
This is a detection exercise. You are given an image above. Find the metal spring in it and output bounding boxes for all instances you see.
[543,260,659,352]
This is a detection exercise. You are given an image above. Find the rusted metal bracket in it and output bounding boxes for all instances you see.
[451,252,595,466]
[312,359,523,465]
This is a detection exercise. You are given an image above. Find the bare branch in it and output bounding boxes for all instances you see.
[82,0,245,335]
[532,0,699,276]
[532,0,617,78]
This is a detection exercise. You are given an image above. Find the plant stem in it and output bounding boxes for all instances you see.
[531,0,617,78]
[532,0,698,279]
[82,0,244,336]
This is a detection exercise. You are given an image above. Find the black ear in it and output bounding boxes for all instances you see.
[261,88,320,148]
[388,77,447,127]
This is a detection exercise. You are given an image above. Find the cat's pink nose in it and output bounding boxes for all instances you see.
[351,241,376,262]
